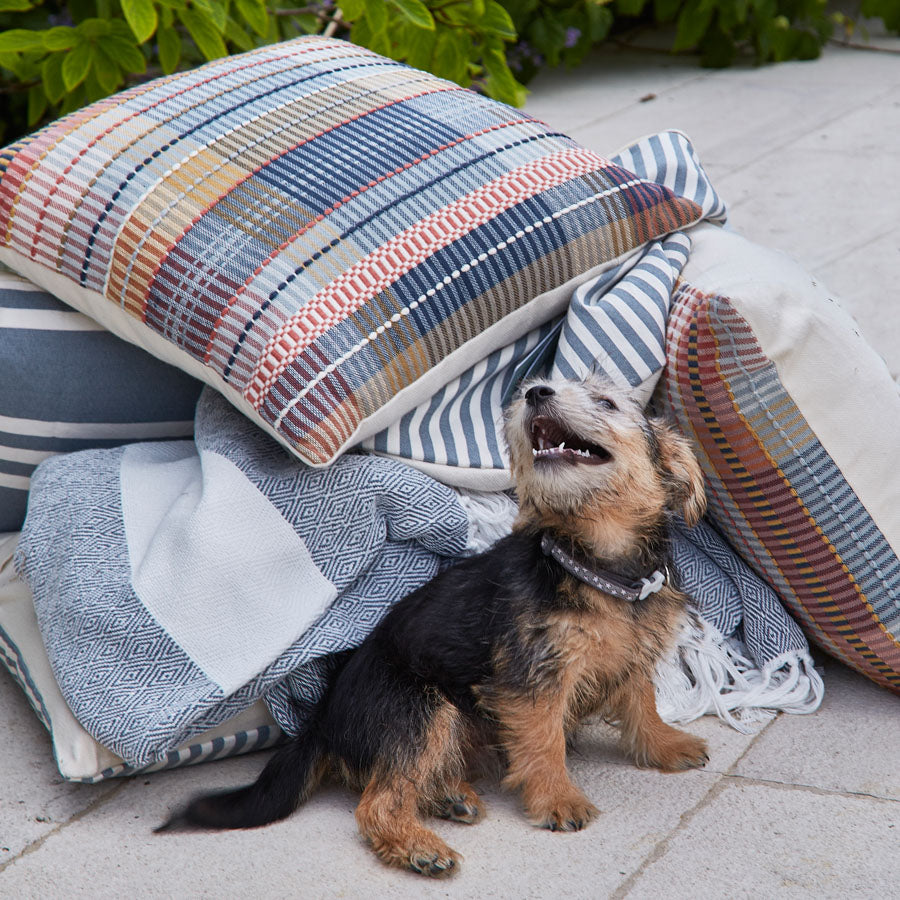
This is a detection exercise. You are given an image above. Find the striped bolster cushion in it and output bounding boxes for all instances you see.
[657,223,900,695]
[0,37,705,468]
[0,269,202,532]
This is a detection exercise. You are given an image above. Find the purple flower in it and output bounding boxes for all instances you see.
[564,27,581,48]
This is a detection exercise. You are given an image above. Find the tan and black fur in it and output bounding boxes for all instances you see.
[158,374,709,877]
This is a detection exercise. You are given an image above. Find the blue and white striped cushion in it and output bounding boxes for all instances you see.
[360,131,726,485]
[0,269,203,531]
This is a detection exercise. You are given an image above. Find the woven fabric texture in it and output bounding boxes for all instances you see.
[658,225,900,695]
[0,37,706,468]
[0,268,202,531]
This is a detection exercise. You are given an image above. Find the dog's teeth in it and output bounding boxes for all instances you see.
[559,442,565,450]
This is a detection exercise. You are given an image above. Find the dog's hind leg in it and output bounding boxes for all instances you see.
[612,672,709,772]
[355,701,466,877]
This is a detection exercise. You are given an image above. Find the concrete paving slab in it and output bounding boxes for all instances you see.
[733,660,900,801]
[815,231,900,379]
[0,726,729,899]
[0,669,117,866]
[622,778,899,899]
[526,45,900,182]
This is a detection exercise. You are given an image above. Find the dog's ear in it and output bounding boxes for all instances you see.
[649,419,707,527]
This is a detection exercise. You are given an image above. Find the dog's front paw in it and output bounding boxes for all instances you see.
[369,833,461,878]
[640,730,709,772]
[528,790,599,832]
[408,847,461,878]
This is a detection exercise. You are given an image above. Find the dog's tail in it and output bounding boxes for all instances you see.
[155,733,327,832]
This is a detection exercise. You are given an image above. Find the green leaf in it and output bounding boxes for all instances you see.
[390,0,434,30]
[99,35,147,73]
[108,19,137,40]
[615,0,646,16]
[368,27,391,56]
[77,18,113,40]
[224,16,256,52]
[432,27,471,84]
[482,1,517,40]
[59,82,87,116]
[0,29,45,52]
[41,52,67,102]
[122,0,158,43]
[193,0,228,32]
[367,0,388,34]
[92,44,122,92]
[27,82,47,126]
[67,0,96,23]
[61,40,92,90]
[528,16,566,66]
[349,16,372,45]
[235,0,268,37]
[157,23,181,72]
[672,0,714,51]
[399,19,436,69]
[586,3,613,41]
[83,66,108,103]
[0,0,34,11]
[178,7,228,60]
[339,0,367,20]
[862,0,900,31]
[482,44,527,106]
[43,27,78,51]
[291,12,321,34]
[653,0,681,22]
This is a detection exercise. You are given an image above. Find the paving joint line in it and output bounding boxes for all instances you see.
[0,781,127,874]
[719,771,899,805]
[609,715,779,899]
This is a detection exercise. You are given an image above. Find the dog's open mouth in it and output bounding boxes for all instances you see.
[530,416,612,466]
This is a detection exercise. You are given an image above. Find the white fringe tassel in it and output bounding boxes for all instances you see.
[457,489,826,732]
[656,609,825,733]
[453,488,518,554]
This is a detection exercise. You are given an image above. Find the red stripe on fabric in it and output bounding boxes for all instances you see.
[3,42,340,255]
[664,284,900,692]
[117,79,475,348]
[244,146,609,409]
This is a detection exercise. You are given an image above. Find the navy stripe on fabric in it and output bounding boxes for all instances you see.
[79,54,404,285]
[0,287,70,309]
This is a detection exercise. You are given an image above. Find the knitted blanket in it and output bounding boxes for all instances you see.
[15,385,821,767]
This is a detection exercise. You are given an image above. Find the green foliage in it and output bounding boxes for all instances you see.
[0,1,897,144]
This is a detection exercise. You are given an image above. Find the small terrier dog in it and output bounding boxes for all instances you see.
[159,375,709,876]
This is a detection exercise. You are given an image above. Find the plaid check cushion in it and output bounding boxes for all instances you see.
[657,223,900,697]
[0,37,705,466]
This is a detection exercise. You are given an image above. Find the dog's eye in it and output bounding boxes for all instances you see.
[596,396,617,411]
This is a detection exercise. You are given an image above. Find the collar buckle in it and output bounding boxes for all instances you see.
[638,568,667,600]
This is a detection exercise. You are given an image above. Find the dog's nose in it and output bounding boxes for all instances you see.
[525,385,555,407]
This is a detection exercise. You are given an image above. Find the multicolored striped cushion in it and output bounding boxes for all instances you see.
[0,268,202,531]
[0,37,705,468]
[657,223,900,696]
